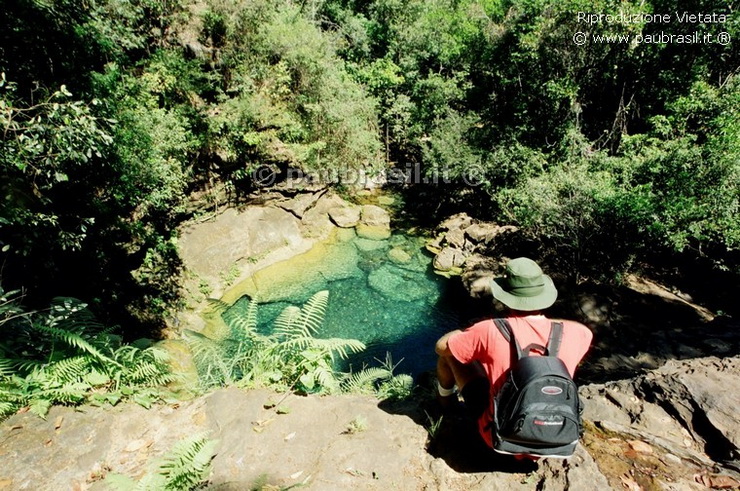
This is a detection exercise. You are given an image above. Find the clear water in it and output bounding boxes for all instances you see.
[222,230,464,378]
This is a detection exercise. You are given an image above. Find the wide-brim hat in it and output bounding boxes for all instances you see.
[490,257,558,311]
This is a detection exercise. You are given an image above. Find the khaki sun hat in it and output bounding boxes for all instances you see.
[490,257,558,311]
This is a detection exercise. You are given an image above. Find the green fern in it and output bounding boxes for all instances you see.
[273,291,329,343]
[341,354,414,400]
[0,357,14,377]
[186,291,368,395]
[105,434,216,491]
[33,322,121,367]
[342,367,393,393]
[0,293,173,420]
[159,433,217,490]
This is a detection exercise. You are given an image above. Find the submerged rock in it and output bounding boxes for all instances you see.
[388,247,412,264]
[367,264,439,303]
[355,237,389,252]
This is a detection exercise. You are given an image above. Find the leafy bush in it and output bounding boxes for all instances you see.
[187,291,412,398]
[204,1,383,184]
[0,289,173,419]
[187,291,365,394]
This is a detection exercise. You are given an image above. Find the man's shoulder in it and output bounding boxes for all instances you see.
[552,318,593,343]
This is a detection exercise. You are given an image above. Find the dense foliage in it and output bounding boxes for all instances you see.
[188,291,412,398]
[0,288,173,419]
[0,0,738,329]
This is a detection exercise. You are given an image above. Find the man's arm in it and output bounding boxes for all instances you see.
[435,329,463,357]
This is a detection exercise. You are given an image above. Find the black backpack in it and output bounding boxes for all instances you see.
[490,319,583,458]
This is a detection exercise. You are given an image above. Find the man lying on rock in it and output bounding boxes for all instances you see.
[435,257,593,460]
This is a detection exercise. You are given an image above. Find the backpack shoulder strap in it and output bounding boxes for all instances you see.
[493,318,523,361]
[547,321,564,357]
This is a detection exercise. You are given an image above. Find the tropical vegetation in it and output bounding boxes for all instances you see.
[0,0,738,417]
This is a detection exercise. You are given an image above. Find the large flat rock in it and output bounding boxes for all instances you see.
[178,206,311,297]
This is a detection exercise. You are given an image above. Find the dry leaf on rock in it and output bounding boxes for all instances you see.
[627,440,653,454]
[620,475,642,491]
[694,473,740,489]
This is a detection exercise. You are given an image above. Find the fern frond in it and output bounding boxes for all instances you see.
[45,355,92,383]
[49,297,104,334]
[272,306,301,340]
[0,401,17,418]
[0,357,14,377]
[184,330,233,387]
[297,290,329,337]
[222,297,258,342]
[311,338,366,360]
[206,297,230,315]
[342,367,393,393]
[144,347,170,364]
[158,433,216,490]
[29,398,52,418]
[123,361,173,387]
[273,291,329,344]
[36,382,90,404]
[33,323,121,367]
[313,365,340,393]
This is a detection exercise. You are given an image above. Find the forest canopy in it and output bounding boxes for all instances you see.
[1,0,738,329]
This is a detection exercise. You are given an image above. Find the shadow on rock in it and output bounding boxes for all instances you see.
[378,394,538,475]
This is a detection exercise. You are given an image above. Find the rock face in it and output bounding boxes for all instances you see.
[177,192,395,306]
[179,207,310,297]
[3,357,739,490]
[583,356,740,459]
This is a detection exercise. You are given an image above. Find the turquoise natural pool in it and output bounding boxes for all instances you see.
[221,228,463,377]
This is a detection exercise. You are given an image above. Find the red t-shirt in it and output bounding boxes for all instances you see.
[447,314,593,448]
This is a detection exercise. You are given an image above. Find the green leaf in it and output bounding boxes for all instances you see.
[299,373,315,390]
[84,370,110,386]
[133,392,154,409]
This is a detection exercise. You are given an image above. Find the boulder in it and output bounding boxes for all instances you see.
[276,191,325,218]
[357,204,391,240]
[360,204,391,227]
[388,247,412,264]
[433,247,467,271]
[328,205,361,228]
[444,228,467,249]
[377,195,396,206]
[438,213,473,232]
[464,223,519,245]
[300,193,349,239]
[178,207,306,295]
